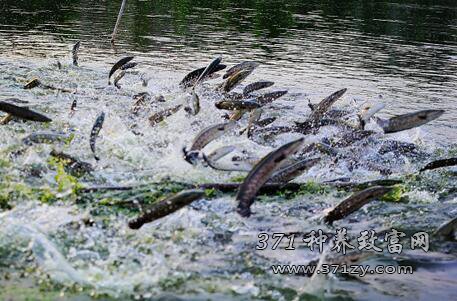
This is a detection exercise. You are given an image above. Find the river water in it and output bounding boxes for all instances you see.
[0,1,456,300]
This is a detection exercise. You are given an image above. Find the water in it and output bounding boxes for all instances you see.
[0,1,456,300]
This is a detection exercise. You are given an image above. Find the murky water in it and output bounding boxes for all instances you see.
[0,1,456,300]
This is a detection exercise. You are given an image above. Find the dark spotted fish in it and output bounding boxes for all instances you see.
[0,101,52,122]
[149,105,182,126]
[89,112,105,161]
[215,99,261,111]
[114,70,126,89]
[375,109,444,134]
[256,91,288,105]
[22,132,70,145]
[219,69,252,93]
[50,150,94,175]
[69,99,77,117]
[324,186,394,224]
[243,81,274,96]
[268,157,320,184]
[188,121,237,152]
[109,56,134,84]
[72,41,80,66]
[223,61,258,79]
[120,62,138,71]
[309,88,347,122]
[128,190,205,229]
[420,157,457,172]
[180,64,227,88]
[194,56,223,87]
[236,138,304,217]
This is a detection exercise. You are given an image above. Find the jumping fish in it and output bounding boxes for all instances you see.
[206,145,236,162]
[420,157,457,172]
[0,101,52,122]
[22,132,70,145]
[256,91,288,106]
[236,138,304,217]
[215,99,261,111]
[223,61,259,79]
[308,88,347,123]
[375,110,444,134]
[185,90,200,116]
[24,78,41,89]
[89,112,105,161]
[219,69,252,93]
[324,186,394,224]
[149,104,182,126]
[180,64,227,88]
[50,150,94,175]
[184,121,237,164]
[194,56,223,87]
[72,41,80,66]
[109,56,134,84]
[268,157,320,184]
[243,81,275,96]
[128,190,205,229]
[113,70,126,89]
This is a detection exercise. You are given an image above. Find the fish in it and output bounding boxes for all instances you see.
[120,62,138,71]
[72,41,80,66]
[324,186,394,224]
[194,56,223,87]
[236,138,304,217]
[375,109,444,134]
[149,104,182,126]
[256,90,288,105]
[420,157,457,172]
[22,132,70,145]
[332,130,374,148]
[131,92,152,115]
[215,99,261,111]
[89,112,105,161]
[243,81,275,96]
[219,69,252,93]
[223,61,259,79]
[0,101,52,122]
[69,99,77,117]
[308,88,347,123]
[434,216,457,240]
[50,150,94,175]
[108,56,134,84]
[268,157,321,183]
[239,109,262,136]
[24,78,41,89]
[206,145,236,162]
[359,103,385,129]
[204,155,254,172]
[128,190,205,229]
[186,90,200,116]
[179,64,227,88]
[184,121,237,164]
[113,70,126,89]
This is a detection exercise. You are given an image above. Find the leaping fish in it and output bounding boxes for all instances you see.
[236,138,304,217]
[128,190,205,229]
[375,109,444,134]
[184,121,237,164]
[109,56,134,84]
[72,41,80,66]
[0,101,52,123]
[89,112,105,161]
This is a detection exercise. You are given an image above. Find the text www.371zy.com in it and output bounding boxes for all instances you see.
[271,264,413,277]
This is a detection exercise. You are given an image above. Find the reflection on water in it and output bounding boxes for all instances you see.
[0,0,456,143]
